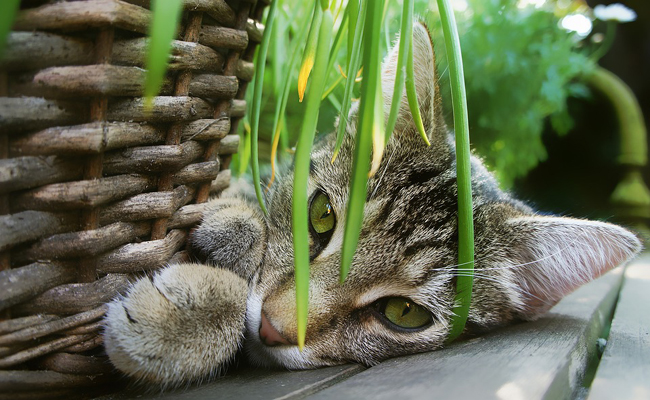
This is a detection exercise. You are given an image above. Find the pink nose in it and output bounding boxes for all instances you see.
[259,312,292,346]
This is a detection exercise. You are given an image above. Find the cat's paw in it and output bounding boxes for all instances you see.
[190,197,266,281]
[103,263,247,387]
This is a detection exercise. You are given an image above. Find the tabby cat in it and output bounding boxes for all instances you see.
[103,22,642,387]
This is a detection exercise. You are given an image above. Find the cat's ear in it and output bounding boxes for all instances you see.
[380,21,444,144]
[505,216,641,319]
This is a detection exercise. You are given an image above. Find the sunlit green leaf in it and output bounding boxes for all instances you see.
[144,0,184,108]
[268,6,313,188]
[331,0,367,163]
[340,0,385,282]
[384,0,414,142]
[298,3,323,102]
[250,0,280,215]
[435,0,474,343]
[405,29,430,146]
[0,0,20,58]
[293,7,334,350]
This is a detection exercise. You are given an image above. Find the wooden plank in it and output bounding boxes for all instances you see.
[103,364,365,400]
[588,255,650,400]
[307,268,625,400]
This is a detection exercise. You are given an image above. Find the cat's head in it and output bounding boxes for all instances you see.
[243,22,641,368]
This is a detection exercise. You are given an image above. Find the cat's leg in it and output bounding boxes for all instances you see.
[103,263,248,387]
[190,195,267,282]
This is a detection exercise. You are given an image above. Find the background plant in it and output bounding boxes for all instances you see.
[238,0,629,188]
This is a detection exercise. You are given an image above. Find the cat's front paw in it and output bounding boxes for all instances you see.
[103,263,247,387]
[190,198,267,281]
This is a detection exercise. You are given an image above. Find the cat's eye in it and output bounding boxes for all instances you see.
[373,298,433,330]
[309,191,336,237]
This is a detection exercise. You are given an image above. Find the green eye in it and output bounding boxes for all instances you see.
[309,191,336,235]
[380,298,433,329]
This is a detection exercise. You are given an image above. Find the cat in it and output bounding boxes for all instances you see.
[103,22,642,388]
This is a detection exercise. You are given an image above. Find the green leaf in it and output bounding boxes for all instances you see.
[331,0,367,163]
[293,8,334,350]
[298,3,323,102]
[144,0,184,108]
[250,0,280,215]
[384,0,415,143]
[347,0,359,66]
[268,5,313,188]
[436,0,474,343]
[405,27,431,147]
[340,0,385,282]
[0,0,20,58]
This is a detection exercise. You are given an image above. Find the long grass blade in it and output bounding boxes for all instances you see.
[0,0,20,58]
[436,0,474,343]
[249,0,280,215]
[369,75,386,176]
[238,120,252,177]
[331,0,367,163]
[405,31,431,146]
[293,7,334,350]
[327,9,348,74]
[340,0,384,282]
[144,0,184,109]
[384,0,414,142]
[268,7,314,188]
[347,0,359,66]
[298,3,323,102]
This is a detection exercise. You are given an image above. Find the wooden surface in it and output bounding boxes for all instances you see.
[588,255,650,400]
[100,256,649,400]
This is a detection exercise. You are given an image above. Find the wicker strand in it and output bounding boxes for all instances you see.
[79,28,114,283]
[1,70,10,322]
[0,0,268,393]
[151,12,207,240]
[196,1,253,204]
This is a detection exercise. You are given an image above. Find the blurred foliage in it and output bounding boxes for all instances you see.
[432,0,596,187]
[236,0,601,188]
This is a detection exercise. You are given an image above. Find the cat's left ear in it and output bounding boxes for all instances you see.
[505,216,642,319]
[380,21,445,144]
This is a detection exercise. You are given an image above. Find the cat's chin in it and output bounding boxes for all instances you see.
[244,291,323,369]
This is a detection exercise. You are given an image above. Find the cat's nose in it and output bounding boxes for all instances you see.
[259,312,293,346]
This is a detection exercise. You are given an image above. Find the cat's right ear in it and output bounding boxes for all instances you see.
[504,216,642,319]
[379,21,446,145]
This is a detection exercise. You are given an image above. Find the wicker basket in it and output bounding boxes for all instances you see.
[0,0,268,397]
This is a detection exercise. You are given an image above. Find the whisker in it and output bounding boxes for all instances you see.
[452,272,546,304]
[479,236,590,272]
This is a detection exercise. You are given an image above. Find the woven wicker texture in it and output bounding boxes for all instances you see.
[0,0,268,397]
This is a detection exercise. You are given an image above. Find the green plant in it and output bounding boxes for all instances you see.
[0,0,19,58]
[250,0,474,347]
[144,0,184,108]
[432,0,596,187]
